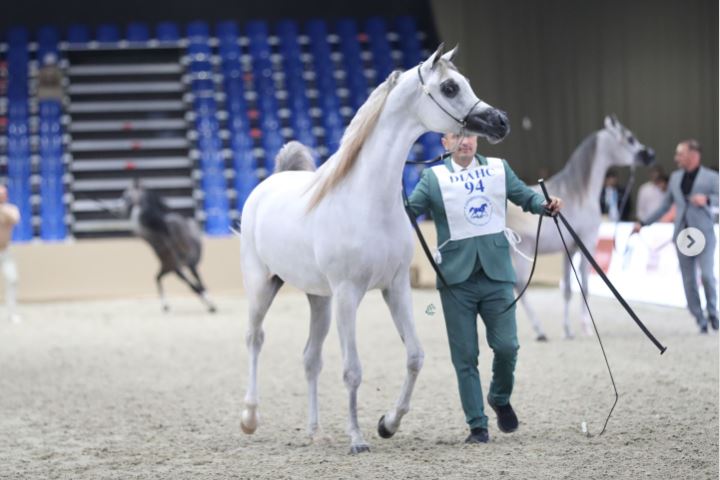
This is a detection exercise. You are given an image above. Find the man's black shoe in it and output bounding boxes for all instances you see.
[464,427,489,444]
[700,325,709,334]
[487,397,519,433]
[709,316,719,331]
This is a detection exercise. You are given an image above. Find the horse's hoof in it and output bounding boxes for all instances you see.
[349,443,370,454]
[162,305,170,313]
[536,334,548,342]
[209,305,217,314]
[240,420,257,434]
[240,409,258,434]
[377,415,395,439]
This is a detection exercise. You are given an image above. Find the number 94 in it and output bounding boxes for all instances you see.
[465,180,484,194]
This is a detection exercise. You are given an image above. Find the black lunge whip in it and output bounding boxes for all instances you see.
[538,179,667,354]
[537,179,666,436]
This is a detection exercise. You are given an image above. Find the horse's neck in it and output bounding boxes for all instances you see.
[554,133,608,206]
[341,89,425,211]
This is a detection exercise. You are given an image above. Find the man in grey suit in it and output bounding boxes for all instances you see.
[634,139,719,333]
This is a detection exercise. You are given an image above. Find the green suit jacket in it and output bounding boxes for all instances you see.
[407,155,546,286]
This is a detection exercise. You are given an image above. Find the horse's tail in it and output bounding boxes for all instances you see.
[273,141,316,173]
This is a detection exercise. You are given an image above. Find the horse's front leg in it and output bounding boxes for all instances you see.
[378,271,424,439]
[333,283,368,454]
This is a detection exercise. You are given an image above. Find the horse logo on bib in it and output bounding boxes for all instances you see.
[464,195,493,226]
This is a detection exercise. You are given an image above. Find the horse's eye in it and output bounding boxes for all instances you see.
[627,135,636,145]
[440,80,459,98]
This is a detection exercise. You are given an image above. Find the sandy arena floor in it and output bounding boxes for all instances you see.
[0,288,717,479]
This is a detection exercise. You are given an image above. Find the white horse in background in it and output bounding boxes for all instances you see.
[507,115,654,340]
[239,44,510,453]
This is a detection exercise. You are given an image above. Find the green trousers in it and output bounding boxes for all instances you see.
[439,266,519,430]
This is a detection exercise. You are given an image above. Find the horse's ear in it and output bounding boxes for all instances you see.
[441,44,459,64]
[604,115,616,129]
[427,43,445,70]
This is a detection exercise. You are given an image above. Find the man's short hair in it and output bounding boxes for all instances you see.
[681,139,702,154]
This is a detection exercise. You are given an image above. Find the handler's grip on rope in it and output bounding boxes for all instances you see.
[538,179,556,217]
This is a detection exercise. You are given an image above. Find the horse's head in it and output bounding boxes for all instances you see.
[119,180,143,217]
[415,44,509,144]
[599,115,655,168]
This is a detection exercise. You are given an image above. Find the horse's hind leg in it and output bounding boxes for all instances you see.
[188,264,217,313]
[174,268,216,313]
[240,273,283,434]
[304,294,332,438]
[377,272,424,440]
[156,269,171,312]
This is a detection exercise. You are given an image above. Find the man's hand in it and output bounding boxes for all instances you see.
[632,222,642,234]
[544,196,563,216]
[690,194,708,207]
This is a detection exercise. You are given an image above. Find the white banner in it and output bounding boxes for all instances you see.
[572,222,720,308]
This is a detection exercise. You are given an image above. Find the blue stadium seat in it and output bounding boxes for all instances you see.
[37,26,60,63]
[365,17,395,81]
[67,24,90,44]
[7,27,28,46]
[394,16,423,67]
[8,176,32,242]
[245,20,269,38]
[188,60,213,73]
[156,22,180,42]
[96,24,120,43]
[187,21,210,40]
[126,23,150,42]
[216,21,239,41]
[203,187,231,235]
[336,19,367,110]
[276,19,298,36]
[219,43,241,61]
[188,42,211,56]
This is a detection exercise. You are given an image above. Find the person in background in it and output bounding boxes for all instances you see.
[0,185,21,323]
[633,139,719,333]
[637,166,669,221]
[600,169,630,221]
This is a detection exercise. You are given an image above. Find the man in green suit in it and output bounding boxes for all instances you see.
[407,133,562,444]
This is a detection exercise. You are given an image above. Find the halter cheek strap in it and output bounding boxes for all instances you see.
[417,62,481,129]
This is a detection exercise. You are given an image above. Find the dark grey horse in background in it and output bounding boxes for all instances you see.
[121,182,217,313]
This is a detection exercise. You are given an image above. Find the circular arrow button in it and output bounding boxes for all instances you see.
[677,227,705,257]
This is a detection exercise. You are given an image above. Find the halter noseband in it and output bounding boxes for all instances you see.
[417,61,482,129]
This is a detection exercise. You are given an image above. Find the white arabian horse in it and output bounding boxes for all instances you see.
[239,44,510,453]
[507,115,654,340]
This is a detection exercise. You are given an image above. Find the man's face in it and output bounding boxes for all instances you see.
[442,134,478,164]
[674,143,699,170]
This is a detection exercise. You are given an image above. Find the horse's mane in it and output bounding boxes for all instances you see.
[307,69,403,210]
[139,189,170,234]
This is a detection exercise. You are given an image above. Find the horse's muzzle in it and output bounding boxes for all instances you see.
[636,147,655,166]
[465,107,510,143]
